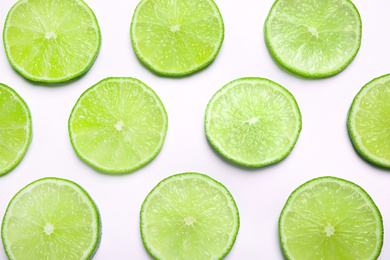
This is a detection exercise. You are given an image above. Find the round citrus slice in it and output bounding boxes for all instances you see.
[280,176,383,260]
[0,83,31,175]
[140,172,239,260]
[3,0,101,83]
[2,178,101,260]
[265,0,362,78]
[69,77,168,173]
[130,0,224,76]
[348,74,390,168]
[205,77,302,167]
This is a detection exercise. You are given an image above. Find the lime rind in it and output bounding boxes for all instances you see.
[348,74,390,168]
[140,172,240,260]
[264,0,362,78]
[3,0,101,83]
[0,83,32,176]
[130,0,224,76]
[68,77,168,173]
[205,77,302,167]
[1,177,101,260]
[279,176,383,260]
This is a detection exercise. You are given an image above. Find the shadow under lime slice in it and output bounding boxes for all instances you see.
[205,77,301,167]
[130,0,224,76]
[279,177,383,260]
[2,178,101,260]
[348,74,390,168]
[3,0,101,83]
[265,0,361,78]
[0,83,31,175]
[140,173,239,260]
[69,77,168,173]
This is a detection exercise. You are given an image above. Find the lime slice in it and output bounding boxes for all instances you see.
[280,176,383,260]
[3,0,101,83]
[141,173,239,260]
[0,83,31,175]
[348,74,390,167]
[69,77,168,173]
[205,77,301,167]
[265,0,362,78]
[130,0,224,76]
[2,178,101,260]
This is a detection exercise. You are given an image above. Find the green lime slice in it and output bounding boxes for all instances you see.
[0,83,31,175]
[130,0,224,76]
[265,0,362,78]
[348,74,390,168]
[280,177,383,260]
[3,0,101,83]
[2,178,101,260]
[69,77,168,173]
[205,77,302,167]
[141,173,239,260]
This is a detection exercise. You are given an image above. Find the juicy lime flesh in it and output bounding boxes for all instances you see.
[266,0,361,77]
[141,174,239,259]
[131,0,223,75]
[4,0,100,82]
[69,78,167,172]
[280,178,382,260]
[0,84,30,175]
[350,78,390,165]
[2,179,99,259]
[206,78,301,166]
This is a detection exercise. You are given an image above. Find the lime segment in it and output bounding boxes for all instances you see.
[265,0,362,78]
[205,77,301,167]
[348,74,390,167]
[2,178,101,260]
[280,177,383,260]
[3,0,101,82]
[141,173,239,260]
[69,77,168,173]
[0,83,31,175]
[131,0,224,76]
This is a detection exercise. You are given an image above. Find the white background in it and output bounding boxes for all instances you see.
[0,0,389,259]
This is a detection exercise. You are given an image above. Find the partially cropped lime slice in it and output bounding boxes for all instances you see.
[3,0,101,83]
[69,77,168,173]
[348,74,390,168]
[265,0,362,78]
[141,173,239,260]
[205,77,301,167]
[0,83,31,175]
[2,178,101,260]
[130,0,224,76]
[280,177,383,260]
